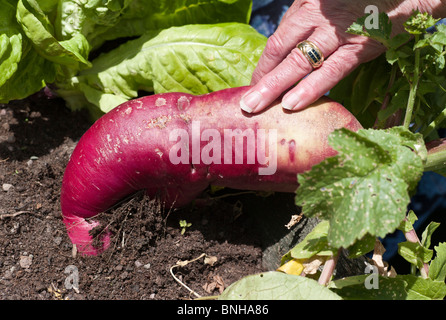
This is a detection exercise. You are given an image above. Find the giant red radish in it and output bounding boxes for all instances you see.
[60,86,362,255]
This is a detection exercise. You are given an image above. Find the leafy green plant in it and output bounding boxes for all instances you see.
[58,22,266,114]
[219,11,446,300]
[0,0,264,117]
[179,219,192,235]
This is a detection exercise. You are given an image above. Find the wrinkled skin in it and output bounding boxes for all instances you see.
[240,0,446,113]
[60,86,362,255]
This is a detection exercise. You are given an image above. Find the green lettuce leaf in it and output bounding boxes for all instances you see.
[54,0,133,41]
[0,0,57,102]
[16,0,91,73]
[2,0,255,106]
[0,0,22,88]
[0,41,56,102]
[87,0,253,48]
[58,23,266,113]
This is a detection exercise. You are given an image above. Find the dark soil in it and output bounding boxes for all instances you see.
[0,93,313,300]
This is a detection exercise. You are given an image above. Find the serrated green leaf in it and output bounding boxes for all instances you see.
[407,210,418,225]
[283,220,336,263]
[347,233,376,258]
[386,45,413,69]
[398,241,433,269]
[331,274,446,300]
[421,221,440,248]
[218,271,342,300]
[296,127,425,248]
[434,54,445,73]
[399,275,446,300]
[347,21,369,37]
[388,32,412,49]
[330,275,408,300]
[429,242,446,282]
[397,210,418,233]
[347,12,392,47]
[404,11,440,35]
[342,11,446,135]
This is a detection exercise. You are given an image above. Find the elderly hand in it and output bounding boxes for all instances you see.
[240,0,444,114]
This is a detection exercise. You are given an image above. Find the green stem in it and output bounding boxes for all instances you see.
[421,106,446,138]
[424,138,446,178]
[403,35,421,129]
[425,146,446,173]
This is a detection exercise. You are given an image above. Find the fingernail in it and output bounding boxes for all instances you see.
[282,92,302,111]
[240,91,262,113]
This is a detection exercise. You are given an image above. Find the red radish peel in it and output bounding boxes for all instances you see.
[60,86,362,255]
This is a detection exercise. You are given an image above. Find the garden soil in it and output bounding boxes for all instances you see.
[0,92,328,300]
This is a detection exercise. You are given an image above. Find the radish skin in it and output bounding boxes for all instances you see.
[60,86,362,255]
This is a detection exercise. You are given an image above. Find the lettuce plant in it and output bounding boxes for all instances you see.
[0,0,265,117]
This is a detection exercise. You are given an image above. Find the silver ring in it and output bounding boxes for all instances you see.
[297,40,324,69]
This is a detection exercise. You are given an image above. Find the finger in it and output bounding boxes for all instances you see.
[280,44,371,111]
[251,4,313,85]
[241,30,339,114]
[251,27,313,85]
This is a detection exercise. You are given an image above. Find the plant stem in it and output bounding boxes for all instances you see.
[318,249,340,286]
[403,35,421,129]
[424,138,446,173]
[402,218,429,278]
[421,106,446,138]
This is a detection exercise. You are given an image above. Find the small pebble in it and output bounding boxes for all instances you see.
[115,264,123,271]
[134,260,143,268]
[3,266,16,280]
[2,183,13,192]
[20,255,33,269]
